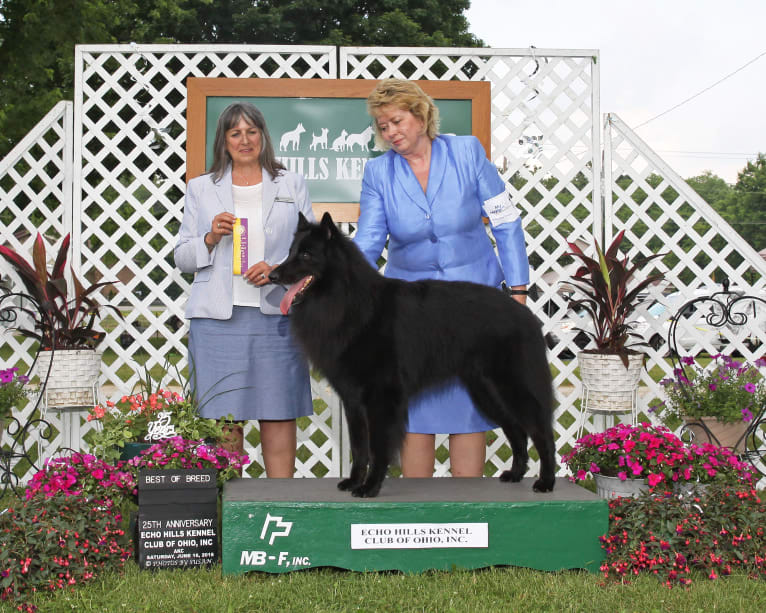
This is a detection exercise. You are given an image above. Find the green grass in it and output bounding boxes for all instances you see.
[11,561,766,612]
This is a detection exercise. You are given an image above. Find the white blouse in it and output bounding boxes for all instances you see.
[231,183,266,307]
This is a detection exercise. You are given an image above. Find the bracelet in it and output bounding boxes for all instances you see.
[507,289,529,296]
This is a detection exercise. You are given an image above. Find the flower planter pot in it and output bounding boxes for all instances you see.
[674,482,709,498]
[682,416,748,452]
[593,474,648,499]
[578,352,643,413]
[34,349,102,407]
[119,442,153,461]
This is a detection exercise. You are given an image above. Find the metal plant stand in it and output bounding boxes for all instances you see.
[667,280,766,476]
[1,284,55,495]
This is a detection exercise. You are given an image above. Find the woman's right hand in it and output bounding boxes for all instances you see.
[204,212,237,248]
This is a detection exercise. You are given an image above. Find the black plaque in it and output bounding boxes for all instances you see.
[137,468,219,569]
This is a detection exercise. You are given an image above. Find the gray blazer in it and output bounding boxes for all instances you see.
[174,166,316,318]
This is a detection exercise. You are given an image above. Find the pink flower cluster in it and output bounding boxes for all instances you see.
[128,437,248,486]
[562,422,754,488]
[24,453,136,502]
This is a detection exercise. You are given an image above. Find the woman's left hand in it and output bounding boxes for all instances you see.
[244,261,273,286]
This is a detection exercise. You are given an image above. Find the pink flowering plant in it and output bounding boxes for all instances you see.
[562,422,690,488]
[128,436,247,487]
[0,492,131,610]
[682,442,755,485]
[655,354,766,424]
[24,452,137,505]
[0,366,30,423]
[600,485,765,586]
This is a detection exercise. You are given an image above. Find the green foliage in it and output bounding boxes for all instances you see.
[0,233,122,349]
[686,170,733,207]
[0,492,131,609]
[601,486,766,586]
[566,229,664,365]
[0,0,482,158]
[722,153,766,251]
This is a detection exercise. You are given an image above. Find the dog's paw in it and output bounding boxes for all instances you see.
[499,468,525,483]
[532,477,555,493]
[351,481,382,498]
[337,478,358,491]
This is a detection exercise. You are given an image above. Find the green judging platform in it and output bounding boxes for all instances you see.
[222,477,607,576]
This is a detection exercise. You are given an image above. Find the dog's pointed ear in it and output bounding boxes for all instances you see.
[320,211,337,239]
[297,212,311,231]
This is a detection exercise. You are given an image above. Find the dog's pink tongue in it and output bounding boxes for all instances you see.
[280,277,310,315]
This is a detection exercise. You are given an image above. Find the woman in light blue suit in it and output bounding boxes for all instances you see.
[174,102,314,477]
[355,79,531,479]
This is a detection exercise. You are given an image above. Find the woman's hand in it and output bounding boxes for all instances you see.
[244,261,274,287]
[204,213,237,249]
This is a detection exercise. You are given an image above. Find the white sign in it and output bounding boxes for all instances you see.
[350,523,488,550]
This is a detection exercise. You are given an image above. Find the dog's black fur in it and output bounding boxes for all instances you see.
[270,212,556,497]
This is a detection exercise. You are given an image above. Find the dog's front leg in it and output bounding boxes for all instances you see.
[352,404,404,498]
[337,404,370,492]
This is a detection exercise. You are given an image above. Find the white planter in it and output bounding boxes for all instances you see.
[578,352,643,413]
[34,349,101,407]
[594,474,648,499]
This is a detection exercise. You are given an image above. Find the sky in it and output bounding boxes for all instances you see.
[465,0,765,184]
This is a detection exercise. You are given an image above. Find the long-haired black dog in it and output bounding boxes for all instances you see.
[270,212,556,498]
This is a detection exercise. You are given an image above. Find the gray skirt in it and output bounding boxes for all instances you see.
[188,306,313,421]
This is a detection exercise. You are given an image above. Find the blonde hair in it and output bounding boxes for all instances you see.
[366,79,440,151]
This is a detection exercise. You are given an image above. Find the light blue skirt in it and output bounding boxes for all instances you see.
[188,307,313,421]
[406,380,497,434]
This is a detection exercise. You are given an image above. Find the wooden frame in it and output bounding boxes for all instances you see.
[186,78,491,222]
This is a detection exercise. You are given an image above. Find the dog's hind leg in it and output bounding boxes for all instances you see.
[337,405,370,492]
[527,420,557,492]
[463,375,530,483]
[498,426,530,483]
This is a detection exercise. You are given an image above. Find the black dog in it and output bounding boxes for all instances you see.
[270,212,556,498]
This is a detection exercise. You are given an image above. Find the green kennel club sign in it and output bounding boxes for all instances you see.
[204,96,472,203]
[186,79,492,221]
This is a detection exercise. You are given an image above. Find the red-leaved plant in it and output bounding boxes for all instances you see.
[0,233,121,349]
[567,230,664,367]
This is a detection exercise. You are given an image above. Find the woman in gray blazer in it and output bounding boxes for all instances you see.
[174,102,315,477]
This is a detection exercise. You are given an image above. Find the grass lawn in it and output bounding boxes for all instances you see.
[13,560,766,612]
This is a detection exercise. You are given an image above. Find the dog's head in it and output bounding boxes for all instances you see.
[269,211,340,314]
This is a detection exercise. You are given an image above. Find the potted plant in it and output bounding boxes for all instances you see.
[0,366,30,433]
[653,354,765,451]
[566,230,664,415]
[0,233,122,406]
[86,388,227,462]
[562,422,689,498]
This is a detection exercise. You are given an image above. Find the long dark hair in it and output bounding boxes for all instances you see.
[208,102,285,181]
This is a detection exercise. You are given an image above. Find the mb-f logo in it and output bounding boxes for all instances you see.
[239,512,310,569]
[260,512,292,545]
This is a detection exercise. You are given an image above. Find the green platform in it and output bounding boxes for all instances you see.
[222,477,607,575]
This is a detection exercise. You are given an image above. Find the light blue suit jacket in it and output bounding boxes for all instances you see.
[174,166,315,318]
[354,134,529,287]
